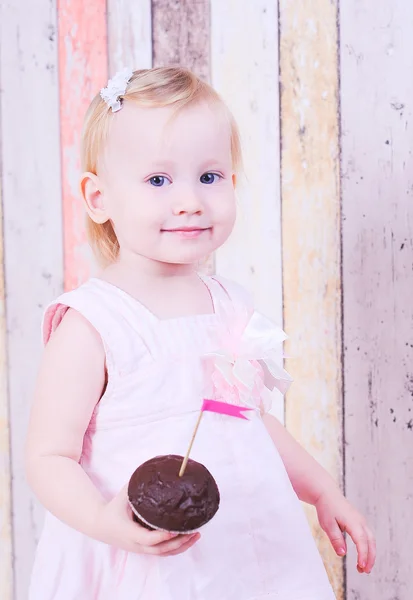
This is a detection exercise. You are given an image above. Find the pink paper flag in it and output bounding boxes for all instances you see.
[202,399,253,420]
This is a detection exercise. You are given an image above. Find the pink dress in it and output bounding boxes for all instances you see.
[29,275,336,600]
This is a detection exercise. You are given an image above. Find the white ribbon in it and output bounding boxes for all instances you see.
[205,311,293,412]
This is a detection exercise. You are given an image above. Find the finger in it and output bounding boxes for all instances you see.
[364,527,376,573]
[114,484,131,508]
[144,533,198,556]
[347,525,368,570]
[162,533,201,557]
[322,519,347,557]
[119,511,176,547]
[134,527,177,547]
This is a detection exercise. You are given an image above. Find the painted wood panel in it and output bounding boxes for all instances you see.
[152,0,213,274]
[0,183,12,600]
[152,0,210,82]
[279,1,344,596]
[107,0,152,76]
[0,1,64,597]
[210,0,284,419]
[58,0,108,290]
[340,2,413,598]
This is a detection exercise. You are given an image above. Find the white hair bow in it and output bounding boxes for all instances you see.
[100,68,133,113]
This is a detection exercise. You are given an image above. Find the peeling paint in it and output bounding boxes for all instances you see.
[58,0,107,290]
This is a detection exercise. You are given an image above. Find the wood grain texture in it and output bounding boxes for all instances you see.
[152,0,210,82]
[0,177,12,600]
[0,1,63,597]
[279,1,344,595]
[210,0,284,420]
[58,0,107,290]
[107,0,152,76]
[341,2,413,598]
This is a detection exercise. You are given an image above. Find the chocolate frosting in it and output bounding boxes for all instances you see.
[128,455,220,532]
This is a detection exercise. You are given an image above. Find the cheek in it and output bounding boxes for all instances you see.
[213,192,236,227]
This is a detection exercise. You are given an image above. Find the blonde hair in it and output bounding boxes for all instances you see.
[81,67,242,266]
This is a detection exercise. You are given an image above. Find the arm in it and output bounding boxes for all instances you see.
[262,413,376,574]
[26,309,108,534]
[262,412,336,505]
[26,309,199,556]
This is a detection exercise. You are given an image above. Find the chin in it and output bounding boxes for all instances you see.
[159,247,213,266]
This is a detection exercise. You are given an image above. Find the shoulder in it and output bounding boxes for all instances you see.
[47,307,103,348]
[41,308,106,390]
[42,279,116,347]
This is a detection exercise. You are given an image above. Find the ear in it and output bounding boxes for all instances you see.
[80,172,109,224]
[232,173,237,188]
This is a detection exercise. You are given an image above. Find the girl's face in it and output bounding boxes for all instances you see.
[85,100,236,269]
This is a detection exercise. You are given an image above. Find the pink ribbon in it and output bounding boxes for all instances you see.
[204,310,293,412]
[202,398,253,420]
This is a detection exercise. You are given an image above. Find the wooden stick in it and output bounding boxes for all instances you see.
[179,411,204,477]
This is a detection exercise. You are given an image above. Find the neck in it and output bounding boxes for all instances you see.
[105,250,198,282]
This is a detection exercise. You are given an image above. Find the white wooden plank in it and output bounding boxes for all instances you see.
[341,1,413,598]
[0,183,12,600]
[107,0,152,75]
[210,0,284,420]
[0,1,63,597]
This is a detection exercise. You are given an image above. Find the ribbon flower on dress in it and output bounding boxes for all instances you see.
[204,311,293,413]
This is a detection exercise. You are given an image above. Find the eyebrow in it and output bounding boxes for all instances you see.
[145,160,176,169]
[144,159,229,171]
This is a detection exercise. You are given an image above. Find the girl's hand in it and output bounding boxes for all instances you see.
[315,488,376,574]
[93,486,200,557]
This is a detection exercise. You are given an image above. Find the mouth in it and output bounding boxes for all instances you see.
[161,227,212,239]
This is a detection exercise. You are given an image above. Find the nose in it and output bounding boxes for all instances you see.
[172,185,204,216]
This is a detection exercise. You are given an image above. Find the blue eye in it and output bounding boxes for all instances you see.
[200,172,220,185]
[149,175,170,187]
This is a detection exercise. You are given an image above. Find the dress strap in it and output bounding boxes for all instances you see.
[42,279,153,378]
[204,275,254,323]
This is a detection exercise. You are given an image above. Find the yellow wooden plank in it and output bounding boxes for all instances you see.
[0,180,13,599]
[279,1,344,597]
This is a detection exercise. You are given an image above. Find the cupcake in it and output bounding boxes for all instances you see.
[128,454,220,533]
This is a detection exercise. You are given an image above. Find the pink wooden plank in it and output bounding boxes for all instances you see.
[341,2,413,598]
[58,0,108,290]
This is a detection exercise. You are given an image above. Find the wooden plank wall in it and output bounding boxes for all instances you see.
[279,0,344,595]
[340,1,413,598]
[0,2,410,599]
[107,0,152,76]
[0,1,64,598]
[58,0,108,290]
[0,149,12,600]
[210,0,284,421]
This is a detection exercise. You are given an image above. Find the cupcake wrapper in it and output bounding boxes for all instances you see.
[128,500,201,535]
